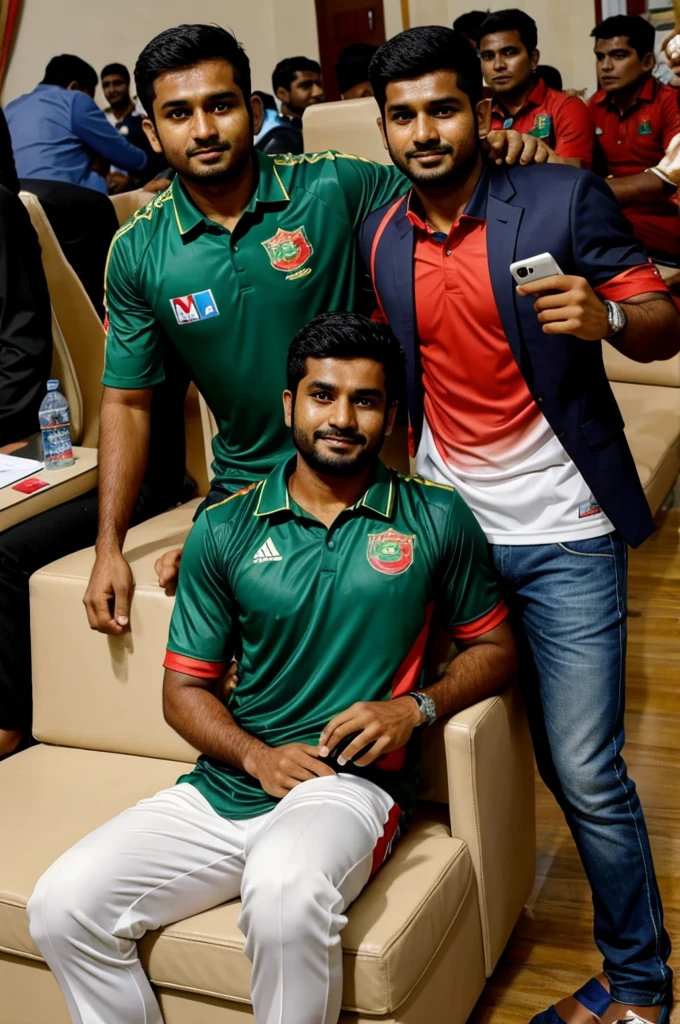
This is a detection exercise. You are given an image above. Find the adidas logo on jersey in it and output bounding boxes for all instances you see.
[253,538,282,563]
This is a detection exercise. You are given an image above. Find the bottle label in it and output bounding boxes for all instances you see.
[41,423,73,462]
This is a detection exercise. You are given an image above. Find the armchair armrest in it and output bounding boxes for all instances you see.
[444,687,536,975]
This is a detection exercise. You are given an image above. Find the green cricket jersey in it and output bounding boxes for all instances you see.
[102,150,407,491]
[165,458,508,821]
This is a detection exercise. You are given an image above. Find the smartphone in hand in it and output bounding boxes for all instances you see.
[510,252,563,286]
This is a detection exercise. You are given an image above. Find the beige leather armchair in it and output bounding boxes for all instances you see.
[0,193,102,532]
[110,188,159,227]
[0,507,535,1023]
[304,97,389,165]
[605,344,680,515]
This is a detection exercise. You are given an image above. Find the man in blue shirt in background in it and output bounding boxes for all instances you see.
[5,54,147,194]
[4,54,149,314]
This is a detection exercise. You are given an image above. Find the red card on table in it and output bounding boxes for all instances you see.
[12,477,50,494]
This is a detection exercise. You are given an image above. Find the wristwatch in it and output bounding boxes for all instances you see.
[603,299,627,339]
[403,691,437,727]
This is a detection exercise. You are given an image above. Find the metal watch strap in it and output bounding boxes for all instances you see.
[604,299,627,339]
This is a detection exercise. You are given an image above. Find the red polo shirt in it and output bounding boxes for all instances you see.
[489,77,594,168]
[404,195,669,541]
[588,76,680,259]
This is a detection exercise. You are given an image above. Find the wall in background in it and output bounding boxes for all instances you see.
[1,0,596,106]
[3,0,299,105]
[273,0,320,69]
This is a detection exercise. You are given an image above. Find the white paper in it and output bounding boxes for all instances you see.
[0,453,45,489]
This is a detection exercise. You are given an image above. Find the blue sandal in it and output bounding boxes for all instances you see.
[530,977,612,1024]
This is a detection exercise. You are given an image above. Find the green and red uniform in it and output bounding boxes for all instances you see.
[165,459,508,820]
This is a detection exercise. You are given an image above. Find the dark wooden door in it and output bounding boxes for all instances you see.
[315,0,386,101]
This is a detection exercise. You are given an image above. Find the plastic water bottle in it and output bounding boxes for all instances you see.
[39,380,75,469]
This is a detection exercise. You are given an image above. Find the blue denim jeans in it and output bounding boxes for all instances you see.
[491,533,671,1005]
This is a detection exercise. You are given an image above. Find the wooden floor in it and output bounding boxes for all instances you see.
[470,510,680,1023]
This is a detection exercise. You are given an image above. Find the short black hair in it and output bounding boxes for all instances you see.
[537,64,562,91]
[134,24,251,121]
[477,9,538,53]
[287,311,405,404]
[101,63,130,84]
[453,11,488,40]
[42,55,98,91]
[590,15,655,61]
[252,89,277,110]
[272,56,321,94]
[369,26,483,115]
[335,43,378,94]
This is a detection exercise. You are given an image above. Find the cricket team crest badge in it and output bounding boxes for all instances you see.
[261,226,314,281]
[366,529,415,575]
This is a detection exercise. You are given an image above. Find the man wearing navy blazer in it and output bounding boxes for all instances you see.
[362,27,679,1024]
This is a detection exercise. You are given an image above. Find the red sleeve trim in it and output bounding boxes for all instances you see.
[451,600,509,641]
[595,263,671,303]
[163,651,227,679]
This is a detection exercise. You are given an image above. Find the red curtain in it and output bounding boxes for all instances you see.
[0,0,22,90]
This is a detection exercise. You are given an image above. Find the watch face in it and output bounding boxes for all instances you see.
[420,695,437,725]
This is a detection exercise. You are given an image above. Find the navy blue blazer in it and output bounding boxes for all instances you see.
[360,162,656,548]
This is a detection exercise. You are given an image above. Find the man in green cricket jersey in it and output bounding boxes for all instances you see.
[31,311,517,1024]
[84,23,548,635]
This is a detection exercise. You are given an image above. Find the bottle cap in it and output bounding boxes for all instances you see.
[47,379,60,391]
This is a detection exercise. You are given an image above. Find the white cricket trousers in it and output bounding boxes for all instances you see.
[28,774,395,1024]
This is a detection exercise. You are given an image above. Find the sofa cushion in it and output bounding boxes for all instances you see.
[611,381,680,514]
[0,745,475,1015]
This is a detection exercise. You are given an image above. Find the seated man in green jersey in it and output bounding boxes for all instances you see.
[82,21,548,637]
[29,311,517,1024]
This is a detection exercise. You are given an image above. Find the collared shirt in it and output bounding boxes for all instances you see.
[165,458,507,820]
[489,77,594,167]
[102,149,406,491]
[406,177,668,544]
[588,75,680,258]
[4,84,147,194]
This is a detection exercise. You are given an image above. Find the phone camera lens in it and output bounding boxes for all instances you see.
[517,266,529,279]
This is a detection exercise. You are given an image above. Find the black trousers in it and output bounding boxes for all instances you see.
[19,179,119,318]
